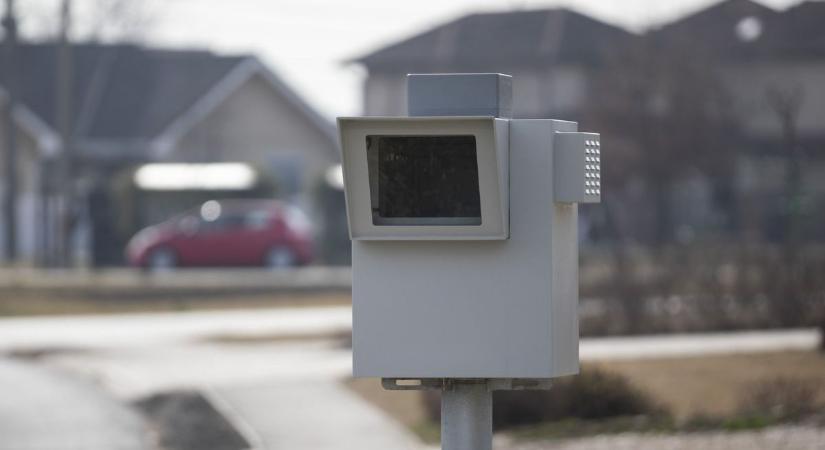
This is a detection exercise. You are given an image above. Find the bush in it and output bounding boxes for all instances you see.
[422,369,665,430]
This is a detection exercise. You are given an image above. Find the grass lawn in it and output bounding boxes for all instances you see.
[592,351,825,420]
[345,350,825,441]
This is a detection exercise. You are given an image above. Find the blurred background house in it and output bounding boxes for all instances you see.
[352,0,825,248]
[0,43,349,266]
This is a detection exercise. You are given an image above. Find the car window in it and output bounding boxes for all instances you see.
[200,214,246,233]
[245,210,272,230]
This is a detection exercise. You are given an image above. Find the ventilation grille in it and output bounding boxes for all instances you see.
[584,139,601,198]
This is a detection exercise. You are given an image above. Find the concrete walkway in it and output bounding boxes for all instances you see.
[580,328,821,360]
[0,306,352,352]
[217,379,423,450]
[0,358,149,450]
[44,340,424,450]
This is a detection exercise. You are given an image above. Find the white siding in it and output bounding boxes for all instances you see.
[0,124,42,263]
[172,74,339,200]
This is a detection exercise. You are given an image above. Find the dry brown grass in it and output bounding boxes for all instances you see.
[345,351,825,428]
[589,351,825,420]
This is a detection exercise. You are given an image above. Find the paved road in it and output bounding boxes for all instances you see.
[0,358,149,450]
[0,306,352,352]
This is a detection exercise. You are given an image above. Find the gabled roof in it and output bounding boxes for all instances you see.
[651,0,778,57]
[0,42,337,159]
[759,1,825,58]
[0,43,245,141]
[352,8,637,72]
[651,0,825,60]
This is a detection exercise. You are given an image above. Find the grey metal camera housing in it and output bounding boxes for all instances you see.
[338,74,601,379]
[338,117,509,240]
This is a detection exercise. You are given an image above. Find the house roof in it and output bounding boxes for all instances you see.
[0,43,245,141]
[652,0,825,60]
[760,1,825,59]
[0,42,337,160]
[651,0,778,57]
[352,8,637,72]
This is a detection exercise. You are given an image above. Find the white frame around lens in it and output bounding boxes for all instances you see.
[338,116,509,240]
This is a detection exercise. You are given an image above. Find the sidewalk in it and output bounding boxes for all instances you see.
[0,358,149,450]
[216,379,425,450]
[0,305,352,352]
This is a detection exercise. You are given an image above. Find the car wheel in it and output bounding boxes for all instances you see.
[146,247,177,271]
[264,246,296,269]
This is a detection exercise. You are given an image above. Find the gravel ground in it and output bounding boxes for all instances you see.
[497,426,825,450]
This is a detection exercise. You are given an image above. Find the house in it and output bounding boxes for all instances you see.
[0,43,343,265]
[352,1,825,243]
[652,0,825,239]
[353,8,638,120]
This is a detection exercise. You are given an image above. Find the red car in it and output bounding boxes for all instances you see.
[126,200,314,269]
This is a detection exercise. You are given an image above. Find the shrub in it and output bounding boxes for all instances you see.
[421,368,665,430]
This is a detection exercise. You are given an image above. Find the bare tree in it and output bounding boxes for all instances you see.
[763,83,816,336]
[585,39,740,332]
[588,40,739,246]
[83,0,156,42]
[765,84,804,265]
[22,0,156,43]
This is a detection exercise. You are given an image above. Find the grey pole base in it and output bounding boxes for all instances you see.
[441,380,492,450]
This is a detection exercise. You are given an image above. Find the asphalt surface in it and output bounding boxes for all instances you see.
[0,358,149,450]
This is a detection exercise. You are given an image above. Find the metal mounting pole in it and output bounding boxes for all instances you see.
[441,380,492,450]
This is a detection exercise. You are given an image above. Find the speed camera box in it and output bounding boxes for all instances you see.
[340,116,601,379]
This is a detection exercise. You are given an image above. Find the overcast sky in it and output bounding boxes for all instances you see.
[9,0,803,118]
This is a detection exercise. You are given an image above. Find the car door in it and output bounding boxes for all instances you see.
[239,209,278,265]
[199,213,250,266]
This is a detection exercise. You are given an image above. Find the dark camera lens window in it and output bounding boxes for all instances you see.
[366,135,482,226]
